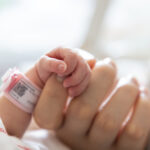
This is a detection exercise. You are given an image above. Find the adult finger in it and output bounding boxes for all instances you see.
[57,59,117,146]
[116,87,150,150]
[88,77,139,150]
[33,74,68,130]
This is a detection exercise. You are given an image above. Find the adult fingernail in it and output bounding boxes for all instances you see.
[56,75,65,83]
[130,77,139,86]
[140,86,149,95]
[103,58,116,69]
[117,76,139,89]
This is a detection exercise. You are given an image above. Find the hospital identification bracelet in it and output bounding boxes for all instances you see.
[0,68,41,113]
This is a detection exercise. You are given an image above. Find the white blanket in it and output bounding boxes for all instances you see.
[0,119,70,150]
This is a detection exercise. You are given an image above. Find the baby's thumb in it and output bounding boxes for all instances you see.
[35,56,67,85]
[51,59,67,74]
[42,55,67,74]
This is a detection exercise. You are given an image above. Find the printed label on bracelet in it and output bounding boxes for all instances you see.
[8,78,41,111]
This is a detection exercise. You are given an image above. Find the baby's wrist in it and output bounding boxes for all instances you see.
[25,64,45,89]
[1,68,42,114]
[0,67,38,136]
[0,94,32,137]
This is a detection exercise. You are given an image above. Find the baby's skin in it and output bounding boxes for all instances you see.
[34,51,150,150]
[0,47,94,137]
[27,47,93,97]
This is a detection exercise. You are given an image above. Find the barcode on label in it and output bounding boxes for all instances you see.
[13,82,28,97]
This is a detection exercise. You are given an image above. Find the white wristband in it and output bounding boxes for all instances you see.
[0,68,41,113]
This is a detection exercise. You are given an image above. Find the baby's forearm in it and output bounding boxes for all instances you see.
[0,67,42,138]
[0,94,31,137]
[0,47,93,138]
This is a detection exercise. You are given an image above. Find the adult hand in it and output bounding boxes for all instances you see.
[33,50,150,150]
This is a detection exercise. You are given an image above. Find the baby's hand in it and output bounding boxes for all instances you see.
[36,47,91,97]
[33,48,95,130]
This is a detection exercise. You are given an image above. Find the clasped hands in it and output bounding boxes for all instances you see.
[33,49,150,150]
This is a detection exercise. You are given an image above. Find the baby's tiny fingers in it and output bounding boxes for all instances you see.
[47,47,78,76]
[38,55,66,73]
[63,59,90,88]
[73,48,96,69]
[68,72,91,97]
[37,55,67,83]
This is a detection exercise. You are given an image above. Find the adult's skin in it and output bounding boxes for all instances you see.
[34,50,150,150]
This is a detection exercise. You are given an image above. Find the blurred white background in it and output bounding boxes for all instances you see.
[0,0,94,52]
[0,0,95,74]
[0,0,150,85]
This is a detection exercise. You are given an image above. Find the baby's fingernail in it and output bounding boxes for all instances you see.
[58,64,66,72]
[69,89,74,97]
[63,82,69,88]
